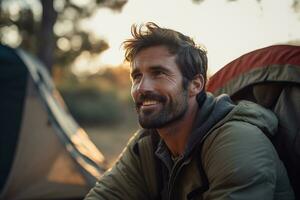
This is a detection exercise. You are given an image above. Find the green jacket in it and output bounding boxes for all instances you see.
[85,93,294,200]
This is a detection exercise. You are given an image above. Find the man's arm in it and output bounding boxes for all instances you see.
[84,131,150,200]
[201,121,288,200]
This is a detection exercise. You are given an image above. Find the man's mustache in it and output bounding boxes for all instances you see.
[135,92,166,107]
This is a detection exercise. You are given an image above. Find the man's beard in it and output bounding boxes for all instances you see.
[136,89,189,129]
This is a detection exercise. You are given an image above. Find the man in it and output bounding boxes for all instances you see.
[85,23,294,200]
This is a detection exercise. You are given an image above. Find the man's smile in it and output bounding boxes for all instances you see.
[140,100,161,110]
[142,100,159,106]
[135,92,166,111]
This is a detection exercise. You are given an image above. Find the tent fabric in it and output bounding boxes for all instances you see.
[0,45,107,200]
[206,44,300,199]
[2,80,89,199]
[17,49,106,177]
[0,45,28,192]
[207,45,300,95]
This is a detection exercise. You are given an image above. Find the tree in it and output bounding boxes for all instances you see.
[192,0,300,13]
[0,0,127,74]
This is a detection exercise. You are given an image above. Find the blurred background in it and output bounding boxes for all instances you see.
[1,0,300,166]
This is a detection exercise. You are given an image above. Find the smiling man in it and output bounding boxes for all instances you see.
[84,23,294,200]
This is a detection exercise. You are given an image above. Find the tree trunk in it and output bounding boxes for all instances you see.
[38,0,57,75]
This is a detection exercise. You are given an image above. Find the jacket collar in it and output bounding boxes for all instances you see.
[184,93,234,157]
[154,92,235,167]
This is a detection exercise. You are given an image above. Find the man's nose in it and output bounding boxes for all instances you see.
[136,77,153,93]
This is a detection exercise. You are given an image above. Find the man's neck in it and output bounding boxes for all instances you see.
[156,100,199,157]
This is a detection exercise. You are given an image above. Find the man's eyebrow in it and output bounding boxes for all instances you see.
[149,65,171,73]
[130,65,171,77]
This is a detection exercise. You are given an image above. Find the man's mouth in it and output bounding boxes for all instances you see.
[138,99,161,110]
[136,93,166,111]
[142,100,159,106]
[136,98,164,112]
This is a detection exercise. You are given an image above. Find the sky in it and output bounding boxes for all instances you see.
[74,0,300,76]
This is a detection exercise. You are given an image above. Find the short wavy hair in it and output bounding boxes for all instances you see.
[123,22,208,86]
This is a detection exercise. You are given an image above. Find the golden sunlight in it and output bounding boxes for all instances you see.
[77,0,300,75]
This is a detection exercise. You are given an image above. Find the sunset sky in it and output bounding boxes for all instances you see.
[73,0,300,76]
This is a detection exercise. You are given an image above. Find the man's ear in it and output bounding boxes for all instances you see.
[189,74,204,97]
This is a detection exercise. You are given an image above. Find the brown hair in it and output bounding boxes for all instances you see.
[123,22,208,86]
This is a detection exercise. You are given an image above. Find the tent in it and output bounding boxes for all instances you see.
[206,44,300,199]
[0,45,107,200]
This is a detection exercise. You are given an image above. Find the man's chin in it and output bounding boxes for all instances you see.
[138,113,172,129]
[138,116,162,129]
[137,106,161,117]
[139,122,160,129]
[138,108,187,129]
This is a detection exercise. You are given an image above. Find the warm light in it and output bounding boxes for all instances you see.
[72,51,103,76]
[54,20,74,36]
[98,46,125,66]
[57,37,71,51]
[70,35,83,51]
[76,0,300,75]
[1,25,22,47]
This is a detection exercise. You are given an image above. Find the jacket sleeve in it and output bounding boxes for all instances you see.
[201,121,280,200]
[84,131,151,200]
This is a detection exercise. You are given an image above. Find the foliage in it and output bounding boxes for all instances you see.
[0,0,127,72]
[192,0,299,4]
[57,65,134,126]
[192,0,300,13]
[60,84,123,125]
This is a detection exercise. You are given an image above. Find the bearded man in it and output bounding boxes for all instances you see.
[84,23,294,200]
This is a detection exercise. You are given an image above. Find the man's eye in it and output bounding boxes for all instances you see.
[153,71,165,77]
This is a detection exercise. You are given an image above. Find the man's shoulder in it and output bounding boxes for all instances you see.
[124,129,157,157]
[201,120,279,175]
[202,119,278,167]
[131,129,156,144]
[206,115,273,147]
[209,100,278,139]
[127,129,152,143]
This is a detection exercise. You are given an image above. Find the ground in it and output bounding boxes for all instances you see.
[85,119,139,167]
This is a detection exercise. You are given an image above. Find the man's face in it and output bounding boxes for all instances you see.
[130,45,189,129]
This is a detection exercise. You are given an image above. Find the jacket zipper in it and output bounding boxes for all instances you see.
[167,157,190,200]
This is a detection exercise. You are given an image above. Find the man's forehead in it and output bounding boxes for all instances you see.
[131,46,176,70]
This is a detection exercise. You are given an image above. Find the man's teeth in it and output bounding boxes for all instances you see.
[142,100,159,106]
